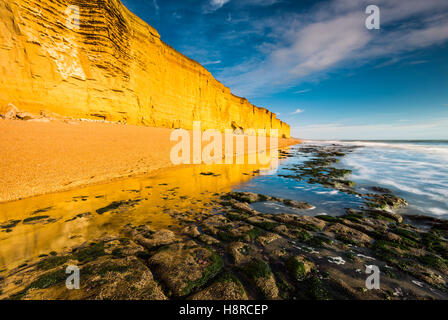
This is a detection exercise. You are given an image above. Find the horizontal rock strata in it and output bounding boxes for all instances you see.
[0,0,290,137]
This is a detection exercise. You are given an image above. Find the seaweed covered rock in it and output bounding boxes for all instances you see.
[81,256,167,300]
[241,259,279,299]
[281,199,314,210]
[285,256,315,281]
[365,194,408,211]
[190,273,248,300]
[280,145,358,193]
[224,192,266,203]
[222,192,313,212]
[256,232,283,247]
[132,229,180,251]
[272,214,327,231]
[3,238,166,300]
[227,242,255,266]
[230,201,259,215]
[325,223,373,247]
[148,241,224,297]
[366,209,403,224]
[182,226,201,238]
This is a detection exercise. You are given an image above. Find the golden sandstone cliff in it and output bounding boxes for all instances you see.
[0,0,290,138]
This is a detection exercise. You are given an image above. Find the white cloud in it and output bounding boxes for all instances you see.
[217,0,448,97]
[152,0,159,14]
[406,60,429,65]
[292,118,448,140]
[172,12,182,19]
[212,0,230,8]
[202,60,222,65]
[374,58,400,69]
[291,108,304,114]
[204,0,231,13]
[273,13,370,78]
[294,89,311,94]
[240,0,279,6]
[204,0,278,13]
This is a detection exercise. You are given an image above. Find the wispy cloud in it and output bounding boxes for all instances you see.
[406,60,429,65]
[152,0,159,14]
[374,58,400,69]
[203,0,231,13]
[291,108,304,115]
[202,60,222,65]
[217,0,448,97]
[204,0,278,13]
[294,89,311,94]
[172,12,182,19]
[292,118,448,140]
[238,0,279,6]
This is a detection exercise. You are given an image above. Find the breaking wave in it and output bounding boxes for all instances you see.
[308,140,448,217]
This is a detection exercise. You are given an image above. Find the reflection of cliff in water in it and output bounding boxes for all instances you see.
[0,151,283,271]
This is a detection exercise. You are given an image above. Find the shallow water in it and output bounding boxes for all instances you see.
[233,144,365,216]
[334,140,448,219]
[0,154,277,271]
[235,140,448,219]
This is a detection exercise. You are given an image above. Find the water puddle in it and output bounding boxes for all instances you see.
[0,153,279,271]
[233,145,365,216]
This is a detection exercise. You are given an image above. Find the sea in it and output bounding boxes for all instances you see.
[234,140,448,220]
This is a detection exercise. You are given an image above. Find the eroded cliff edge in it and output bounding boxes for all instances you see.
[0,0,290,138]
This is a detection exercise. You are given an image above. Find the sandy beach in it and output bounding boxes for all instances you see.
[0,119,299,203]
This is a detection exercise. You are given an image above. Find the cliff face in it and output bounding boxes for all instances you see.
[0,0,290,138]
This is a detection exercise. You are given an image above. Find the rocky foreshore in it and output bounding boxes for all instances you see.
[1,145,448,300]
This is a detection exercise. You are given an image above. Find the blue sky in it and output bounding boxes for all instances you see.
[122,0,448,139]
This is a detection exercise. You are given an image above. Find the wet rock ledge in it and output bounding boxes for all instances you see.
[1,189,448,300]
[1,145,448,300]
